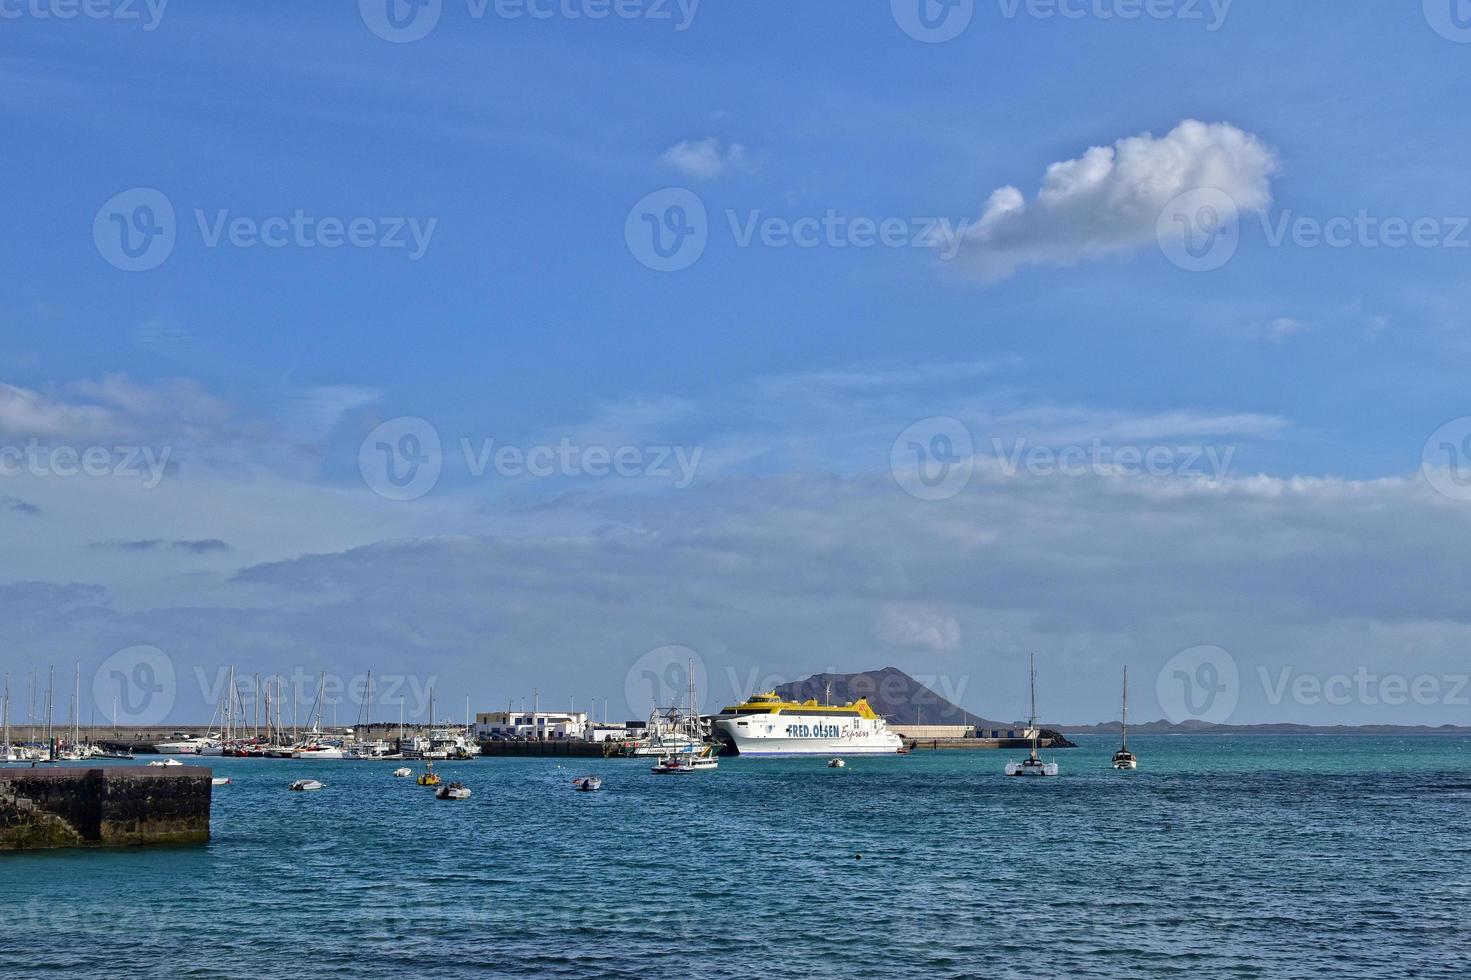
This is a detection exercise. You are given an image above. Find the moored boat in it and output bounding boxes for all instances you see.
[1112,665,1139,771]
[289,779,324,791]
[572,775,603,791]
[434,781,471,800]
[1005,654,1059,777]
[712,689,903,757]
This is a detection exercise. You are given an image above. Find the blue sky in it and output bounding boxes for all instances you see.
[3,1,1471,728]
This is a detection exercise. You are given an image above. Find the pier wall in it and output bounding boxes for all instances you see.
[0,767,211,851]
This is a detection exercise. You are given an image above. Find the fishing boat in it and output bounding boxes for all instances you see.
[434,781,472,800]
[289,779,324,791]
[416,762,441,786]
[392,767,413,778]
[827,758,846,768]
[572,775,602,791]
[651,750,718,774]
[1005,655,1059,777]
[1111,666,1138,770]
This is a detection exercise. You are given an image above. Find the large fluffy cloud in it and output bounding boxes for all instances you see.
[945,120,1278,281]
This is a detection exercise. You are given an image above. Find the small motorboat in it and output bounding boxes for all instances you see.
[210,777,231,786]
[416,762,441,786]
[435,781,471,800]
[147,758,184,767]
[572,776,602,792]
[289,779,324,792]
[827,758,846,768]
[392,767,413,778]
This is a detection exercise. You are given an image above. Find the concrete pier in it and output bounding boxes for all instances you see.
[0,766,212,851]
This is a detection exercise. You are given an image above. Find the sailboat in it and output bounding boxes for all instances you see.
[1111,666,1138,770]
[1005,654,1059,777]
[2,672,18,763]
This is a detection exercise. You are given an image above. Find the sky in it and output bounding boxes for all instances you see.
[3,0,1471,729]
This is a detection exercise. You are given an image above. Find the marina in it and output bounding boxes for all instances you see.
[3,735,1467,978]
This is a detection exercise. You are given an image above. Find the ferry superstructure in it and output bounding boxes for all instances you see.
[712,692,904,757]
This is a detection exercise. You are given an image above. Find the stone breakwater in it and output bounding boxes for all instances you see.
[0,766,212,851]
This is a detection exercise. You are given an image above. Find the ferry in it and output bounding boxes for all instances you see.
[712,691,904,757]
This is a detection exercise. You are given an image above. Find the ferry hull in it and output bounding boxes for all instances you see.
[713,720,903,757]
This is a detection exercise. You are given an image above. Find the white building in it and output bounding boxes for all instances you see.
[474,710,587,740]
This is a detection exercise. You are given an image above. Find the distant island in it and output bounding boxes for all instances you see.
[775,667,1471,735]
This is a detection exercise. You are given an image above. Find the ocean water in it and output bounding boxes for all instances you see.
[3,736,1470,979]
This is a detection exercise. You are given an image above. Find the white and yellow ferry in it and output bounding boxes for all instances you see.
[712,692,904,757]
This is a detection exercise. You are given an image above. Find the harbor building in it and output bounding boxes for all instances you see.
[473,710,587,740]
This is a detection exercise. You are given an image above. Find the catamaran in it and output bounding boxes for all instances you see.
[1111,666,1138,770]
[1005,654,1059,777]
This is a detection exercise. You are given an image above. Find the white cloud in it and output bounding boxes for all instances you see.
[946,120,1279,281]
[1255,317,1314,342]
[659,137,756,180]
[877,605,962,652]
[0,381,119,439]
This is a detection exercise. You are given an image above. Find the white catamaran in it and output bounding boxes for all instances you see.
[1005,654,1059,777]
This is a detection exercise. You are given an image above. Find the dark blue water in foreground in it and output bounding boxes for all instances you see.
[4,735,1470,978]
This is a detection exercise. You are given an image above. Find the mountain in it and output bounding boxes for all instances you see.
[773,667,1006,727]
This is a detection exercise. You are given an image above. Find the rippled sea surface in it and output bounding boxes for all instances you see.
[4,735,1471,978]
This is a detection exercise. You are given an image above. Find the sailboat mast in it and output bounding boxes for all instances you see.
[1029,653,1039,761]
[1121,666,1129,750]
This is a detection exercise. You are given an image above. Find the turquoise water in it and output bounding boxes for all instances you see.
[4,736,1470,978]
